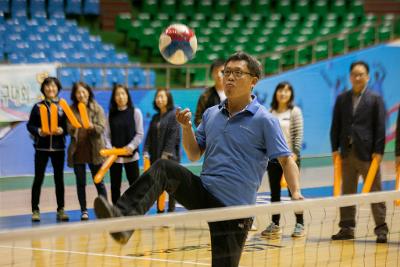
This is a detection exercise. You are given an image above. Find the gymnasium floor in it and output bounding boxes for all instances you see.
[0,158,399,266]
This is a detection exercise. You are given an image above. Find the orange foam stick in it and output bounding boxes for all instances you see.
[100,148,130,157]
[362,157,379,193]
[395,165,400,206]
[143,157,151,172]
[333,155,342,196]
[78,102,90,129]
[59,98,82,128]
[280,174,287,188]
[39,104,50,135]
[94,154,118,184]
[157,192,166,212]
[50,103,58,134]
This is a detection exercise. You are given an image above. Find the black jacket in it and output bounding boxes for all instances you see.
[194,86,222,127]
[144,109,181,163]
[330,89,385,161]
[27,99,68,151]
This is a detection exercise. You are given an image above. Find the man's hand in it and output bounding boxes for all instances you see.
[54,127,63,136]
[372,153,383,164]
[332,151,340,163]
[38,129,49,137]
[176,108,192,130]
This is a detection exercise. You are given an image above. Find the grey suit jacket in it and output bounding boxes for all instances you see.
[330,89,385,161]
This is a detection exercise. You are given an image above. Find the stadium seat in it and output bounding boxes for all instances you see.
[0,0,9,13]
[276,0,291,16]
[66,0,82,15]
[30,0,45,14]
[48,0,64,14]
[179,0,195,16]
[83,0,99,15]
[59,67,80,88]
[160,0,175,16]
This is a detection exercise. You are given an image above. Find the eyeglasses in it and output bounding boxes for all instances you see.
[221,69,255,78]
[350,72,367,78]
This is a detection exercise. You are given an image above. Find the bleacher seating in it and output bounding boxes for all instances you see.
[116,0,399,76]
[0,0,155,89]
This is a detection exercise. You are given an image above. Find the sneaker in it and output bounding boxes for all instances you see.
[81,211,89,221]
[261,222,282,238]
[56,209,69,221]
[32,210,40,222]
[291,223,305,238]
[376,234,387,243]
[331,228,354,240]
[94,196,133,245]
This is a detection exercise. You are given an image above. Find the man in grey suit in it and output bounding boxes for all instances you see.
[330,61,388,243]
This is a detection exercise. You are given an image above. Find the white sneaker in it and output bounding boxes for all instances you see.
[261,222,282,239]
[291,223,305,238]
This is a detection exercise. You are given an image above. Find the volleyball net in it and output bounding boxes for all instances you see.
[0,190,399,266]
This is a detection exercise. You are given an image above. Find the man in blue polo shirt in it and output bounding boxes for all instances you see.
[94,52,303,267]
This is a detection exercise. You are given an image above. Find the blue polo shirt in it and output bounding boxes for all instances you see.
[196,96,291,206]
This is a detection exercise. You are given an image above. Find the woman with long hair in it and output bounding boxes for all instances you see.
[106,84,144,204]
[261,81,304,239]
[67,82,108,220]
[143,88,181,213]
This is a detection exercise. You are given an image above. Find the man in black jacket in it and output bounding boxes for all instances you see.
[194,59,225,127]
[330,61,388,243]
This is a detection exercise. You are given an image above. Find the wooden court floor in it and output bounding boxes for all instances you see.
[0,161,399,266]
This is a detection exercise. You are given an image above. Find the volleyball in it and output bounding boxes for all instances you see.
[159,24,197,65]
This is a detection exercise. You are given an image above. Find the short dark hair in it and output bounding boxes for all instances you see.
[40,77,62,95]
[210,59,225,74]
[270,81,295,111]
[350,61,369,74]
[153,88,175,113]
[225,51,262,79]
[109,84,134,114]
[70,81,94,106]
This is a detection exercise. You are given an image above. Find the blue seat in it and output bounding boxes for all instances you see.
[0,0,9,13]
[115,53,129,64]
[104,68,126,88]
[31,11,47,23]
[0,11,4,23]
[83,0,99,15]
[48,0,64,13]
[82,68,103,88]
[127,68,145,88]
[59,67,80,88]
[140,70,156,88]
[30,0,45,13]
[11,0,26,17]
[28,51,47,63]
[66,0,81,14]
[8,52,28,63]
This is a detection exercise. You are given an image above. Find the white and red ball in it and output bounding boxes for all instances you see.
[159,24,197,65]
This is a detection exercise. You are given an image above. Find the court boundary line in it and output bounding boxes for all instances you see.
[0,245,211,266]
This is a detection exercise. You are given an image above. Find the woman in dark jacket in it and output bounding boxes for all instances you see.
[143,88,181,213]
[67,82,108,220]
[27,77,69,222]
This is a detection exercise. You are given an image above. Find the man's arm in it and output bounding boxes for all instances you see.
[330,95,342,162]
[176,108,204,161]
[278,156,303,200]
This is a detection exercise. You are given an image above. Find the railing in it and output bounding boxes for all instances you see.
[58,17,399,89]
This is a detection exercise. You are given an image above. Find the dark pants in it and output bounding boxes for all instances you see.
[73,163,107,212]
[110,160,139,204]
[32,150,65,212]
[267,159,303,225]
[116,159,252,267]
[339,147,388,235]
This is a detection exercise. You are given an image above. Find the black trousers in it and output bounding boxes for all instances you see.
[73,163,107,212]
[32,150,65,212]
[110,160,139,204]
[116,159,252,267]
[267,159,303,225]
